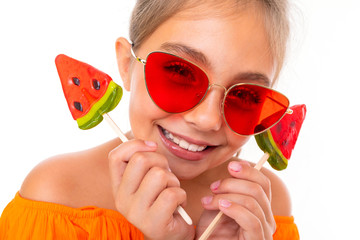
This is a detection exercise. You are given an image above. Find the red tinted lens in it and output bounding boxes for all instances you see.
[145,52,209,113]
[223,84,289,135]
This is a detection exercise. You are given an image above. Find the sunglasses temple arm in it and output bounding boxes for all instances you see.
[198,152,270,240]
[130,48,146,64]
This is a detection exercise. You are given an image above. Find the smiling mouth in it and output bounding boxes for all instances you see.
[160,127,208,152]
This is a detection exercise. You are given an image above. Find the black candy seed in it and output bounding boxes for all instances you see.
[93,79,101,90]
[74,101,83,112]
[72,77,80,86]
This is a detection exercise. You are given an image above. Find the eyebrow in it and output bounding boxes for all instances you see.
[160,42,211,68]
[159,42,271,87]
[233,72,271,87]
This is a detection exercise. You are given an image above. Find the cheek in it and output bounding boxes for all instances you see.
[227,130,251,150]
[128,73,167,138]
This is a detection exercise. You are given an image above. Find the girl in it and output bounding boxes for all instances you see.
[0,0,299,239]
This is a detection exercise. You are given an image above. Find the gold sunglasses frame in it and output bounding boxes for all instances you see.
[131,49,292,136]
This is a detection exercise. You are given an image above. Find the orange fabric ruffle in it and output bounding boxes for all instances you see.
[0,192,144,239]
[0,192,299,239]
[273,215,300,239]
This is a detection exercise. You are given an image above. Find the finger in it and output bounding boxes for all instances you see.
[120,151,170,196]
[108,140,157,202]
[135,166,180,209]
[210,178,273,224]
[202,193,261,214]
[202,193,275,237]
[227,160,272,200]
[150,187,188,227]
[218,199,267,240]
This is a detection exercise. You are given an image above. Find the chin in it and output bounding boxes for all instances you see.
[169,164,206,181]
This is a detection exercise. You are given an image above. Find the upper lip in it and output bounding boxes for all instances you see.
[159,125,218,147]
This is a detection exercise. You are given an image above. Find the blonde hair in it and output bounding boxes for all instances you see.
[129,0,290,85]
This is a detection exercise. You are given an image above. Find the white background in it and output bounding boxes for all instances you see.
[1,0,359,239]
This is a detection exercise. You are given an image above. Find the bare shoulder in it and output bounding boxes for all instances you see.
[260,167,292,216]
[20,151,86,205]
[20,139,121,209]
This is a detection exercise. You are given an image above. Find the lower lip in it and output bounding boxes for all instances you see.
[158,126,213,161]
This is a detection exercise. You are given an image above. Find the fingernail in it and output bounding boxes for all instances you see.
[201,196,213,205]
[210,180,221,191]
[229,161,242,172]
[219,199,232,208]
[144,140,157,147]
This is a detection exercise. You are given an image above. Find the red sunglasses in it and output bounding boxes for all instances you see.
[132,50,291,136]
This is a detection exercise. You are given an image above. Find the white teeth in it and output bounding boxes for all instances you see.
[173,136,180,144]
[163,128,207,152]
[189,144,206,152]
[188,144,198,152]
[179,139,189,149]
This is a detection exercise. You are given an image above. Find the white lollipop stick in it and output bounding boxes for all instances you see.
[198,153,270,240]
[254,152,270,170]
[103,114,128,143]
[103,113,192,225]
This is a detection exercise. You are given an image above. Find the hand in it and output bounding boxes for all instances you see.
[196,161,276,240]
[108,139,195,240]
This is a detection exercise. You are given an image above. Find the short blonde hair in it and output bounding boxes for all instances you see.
[129,0,290,85]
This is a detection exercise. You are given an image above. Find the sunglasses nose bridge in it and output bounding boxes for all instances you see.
[205,83,228,120]
[208,83,227,93]
[207,83,227,106]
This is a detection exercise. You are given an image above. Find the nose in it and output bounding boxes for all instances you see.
[182,85,225,132]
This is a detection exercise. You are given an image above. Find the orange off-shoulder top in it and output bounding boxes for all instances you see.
[0,192,299,239]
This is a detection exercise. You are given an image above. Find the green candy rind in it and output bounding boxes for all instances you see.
[76,81,123,130]
[255,130,288,171]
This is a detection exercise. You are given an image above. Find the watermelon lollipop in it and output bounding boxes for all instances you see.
[55,54,123,130]
[255,104,307,170]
